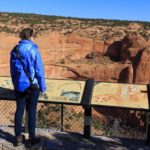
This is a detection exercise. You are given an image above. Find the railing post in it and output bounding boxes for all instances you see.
[61,104,64,131]
[82,79,94,139]
[84,106,92,139]
[146,83,150,145]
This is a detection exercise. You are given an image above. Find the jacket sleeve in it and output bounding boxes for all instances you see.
[34,49,46,92]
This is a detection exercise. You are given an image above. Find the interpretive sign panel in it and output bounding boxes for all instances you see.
[0,76,86,104]
[91,82,149,110]
[40,79,86,104]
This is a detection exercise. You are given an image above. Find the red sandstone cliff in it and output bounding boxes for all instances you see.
[0,13,150,84]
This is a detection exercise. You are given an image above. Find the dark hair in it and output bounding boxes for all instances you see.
[19,28,33,40]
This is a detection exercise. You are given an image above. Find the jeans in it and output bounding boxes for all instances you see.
[14,89,40,138]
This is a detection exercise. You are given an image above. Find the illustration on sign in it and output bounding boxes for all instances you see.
[41,79,86,103]
[91,82,148,109]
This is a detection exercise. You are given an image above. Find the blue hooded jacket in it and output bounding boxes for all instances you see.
[10,40,46,92]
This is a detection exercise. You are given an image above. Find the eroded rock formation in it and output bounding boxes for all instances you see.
[0,25,150,84]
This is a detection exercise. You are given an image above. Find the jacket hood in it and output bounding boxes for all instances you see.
[18,40,38,58]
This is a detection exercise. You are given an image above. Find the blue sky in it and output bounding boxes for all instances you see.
[0,0,149,22]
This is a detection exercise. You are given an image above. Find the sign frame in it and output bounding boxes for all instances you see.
[0,76,88,105]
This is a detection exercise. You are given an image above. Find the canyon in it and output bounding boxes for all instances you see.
[0,19,150,84]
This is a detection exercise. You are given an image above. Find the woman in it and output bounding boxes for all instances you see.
[10,28,46,146]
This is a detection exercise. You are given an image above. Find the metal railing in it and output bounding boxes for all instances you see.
[0,99,147,140]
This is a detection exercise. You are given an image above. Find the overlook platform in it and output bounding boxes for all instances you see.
[0,127,149,150]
